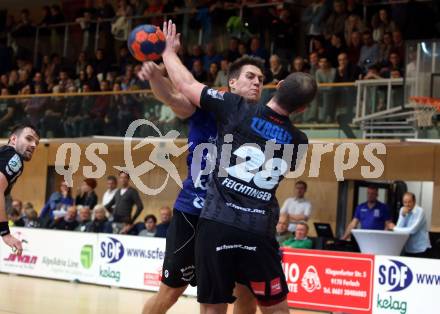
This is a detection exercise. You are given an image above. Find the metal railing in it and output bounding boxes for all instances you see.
[0,83,356,139]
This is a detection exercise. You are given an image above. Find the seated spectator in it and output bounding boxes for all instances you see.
[203,43,222,71]
[363,64,383,80]
[0,88,23,135]
[224,37,240,62]
[238,42,248,58]
[315,57,336,122]
[23,207,40,228]
[308,52,319,76]
[380,52,403,78]
[214,59,229,87]
[378,32,393,64]
[393,192,431,258]
[24,84,47,126]
[105,171,143,234]
[92,49,111,78]
[191,60,207,83]
[276,215,291,245]
[268,54,288,84]
[324,0,347,40]
[75,51,88,76]
[154,206,172,238]
[206,62,219,86]
[358,30,380,72]
[139,214,158,237]
[249,37,268,62]
[280,181,312,232]
[86,205,112,233]
[282,222,313,249]
[372,9,396,43]
[85,64,100,91]
[335,53,361,82]
[392,30,405,63]
[58,70,75,91]
[342,186,393,240]
[50,206,78,231]
[7,209,23,227]
[344,14,365,45]
[39,180,74,227]
[75,206,92,232]
[290,57,306,74]
[302,0,327,53]
[327,33,347,67]
[75,178,98,210]
[11,199,23,216]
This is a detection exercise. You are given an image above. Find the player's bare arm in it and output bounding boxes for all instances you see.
[138,61,196,119]
[0,172,23,255]
[161,20,205,107]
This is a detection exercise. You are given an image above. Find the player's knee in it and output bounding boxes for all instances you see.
[258,297,289,314]
[233,285,257,314]
[158,283,187,305]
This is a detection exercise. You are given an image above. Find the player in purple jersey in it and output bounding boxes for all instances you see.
[162,20,316,314]
[139,49,266,314]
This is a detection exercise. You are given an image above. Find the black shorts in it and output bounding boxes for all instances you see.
[195,218,289,305]
[161,209,198,288]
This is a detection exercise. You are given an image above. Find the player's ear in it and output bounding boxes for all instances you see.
[276,80,284,89]
[228,78,237,91]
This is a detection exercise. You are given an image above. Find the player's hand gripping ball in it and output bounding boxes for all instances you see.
[127,24,166,62]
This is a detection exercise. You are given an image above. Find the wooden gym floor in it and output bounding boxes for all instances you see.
[0,273,324,314]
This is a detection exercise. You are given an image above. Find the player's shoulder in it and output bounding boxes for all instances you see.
[0,145,20,162]
[0,145,23,179]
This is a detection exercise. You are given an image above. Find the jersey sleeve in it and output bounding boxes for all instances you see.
[199,86,244,124]
[0,149,23,185]
[289,130,309,172]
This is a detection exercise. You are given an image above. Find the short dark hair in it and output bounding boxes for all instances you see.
[9,123,40,139]
[367,185,379,191]
[144,214,157,224]
[227,55,265,83]
[404,192,416,202]
[119,171,130,178]
[107,175,117,182]
[295,180,308,190]
[273,72,317,113]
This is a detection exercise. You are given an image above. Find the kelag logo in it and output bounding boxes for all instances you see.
[100,237,124,263]
[378,259,413,292]
[80,245,93,269]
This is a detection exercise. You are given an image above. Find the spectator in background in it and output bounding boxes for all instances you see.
[50,206,78,231]
[290,56,306,74]
[310,37,327,58]
[324,0,347,40]
[249,37,268,62]
[214,59,229,87]
[282,222,313,249]
[335,52,361,82]
[327,33,347,67]
[302,0,327,53]
[8,70,20,94]
[347,31,362,65]
[206,63,219,86]
[358,30,380,72]
[32,72,47,92]
[58,70,75,91]
[117,46,133,74]
[238,42,248,58]
[378,32,393,64]
[102,175,118,209]
[93,49,111,79]
[63,86,82,137]
[224,37,240,63]
[11,199,23,216]
[75,206,92,232]
[121,64,137,90]
[271,8,296,61]
[0,88,21,135]
[392,30,405,62]
[139,214,158,237]
[85,64,100,91]
[280,181,313,233]
[23,207,40,228]
[39,181,74,228]
[105,171,144,234]
[154,206,172,238]
[363,64,382,80]
[7,209,22,227]
[380,52,403,78]
[86,205,112,233]
[75,178,98,210]
[308,52,319,76]
[393,192,431,258]
[91,80,111,134]
[344,14,365,46]
[342,186,394,240]
[268,54,288,84]
[189,45,204,70]
[95,0,116,54]
[372,9,396,43]
[316,57,336,122]
[191,59,207,83]
[276,215,291,245]
[203,43,222,71]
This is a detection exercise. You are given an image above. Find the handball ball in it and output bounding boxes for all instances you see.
[127,24,166,62]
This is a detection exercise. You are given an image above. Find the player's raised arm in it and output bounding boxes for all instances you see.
[161,20,205,107]
[138,62,196,119]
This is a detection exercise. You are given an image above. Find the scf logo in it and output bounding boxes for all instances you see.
[378,259,413,292]
[100,237,124,264]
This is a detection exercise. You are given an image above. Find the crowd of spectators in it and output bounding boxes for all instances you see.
[7,171,172,238]
[1,0,439,132]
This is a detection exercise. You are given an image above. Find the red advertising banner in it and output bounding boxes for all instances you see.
[282,248,374,314]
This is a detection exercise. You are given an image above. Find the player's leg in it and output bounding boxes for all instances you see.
[143,209,198,314]
[233,283,257,314]
[259,300,289,314]
[142,283,187,314]
[196,219,237,314]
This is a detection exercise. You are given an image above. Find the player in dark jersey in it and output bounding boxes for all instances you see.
[138,55,265,313]
[0,124,40,255]
[161,20,317,313]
